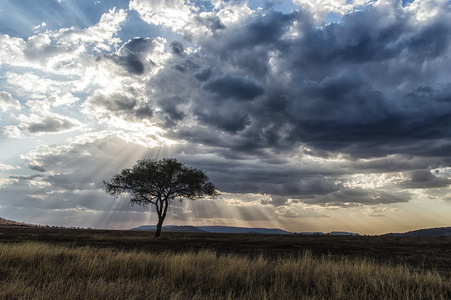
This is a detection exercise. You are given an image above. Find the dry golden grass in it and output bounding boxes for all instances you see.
[0,242,449,299]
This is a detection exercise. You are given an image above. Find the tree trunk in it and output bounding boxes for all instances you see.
[154,198,169,238]
[155,217,164,238]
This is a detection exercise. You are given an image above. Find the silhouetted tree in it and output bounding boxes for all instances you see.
[103,158,218,237]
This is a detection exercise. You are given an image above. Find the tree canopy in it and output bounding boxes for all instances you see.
[103,158,218,237]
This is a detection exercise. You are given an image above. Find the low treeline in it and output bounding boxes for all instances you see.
[1,242,450,299]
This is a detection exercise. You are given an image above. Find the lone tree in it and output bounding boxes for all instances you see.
[103,158,218,238]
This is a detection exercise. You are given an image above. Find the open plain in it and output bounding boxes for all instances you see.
[1,226,451,277]
[1,226,451,299]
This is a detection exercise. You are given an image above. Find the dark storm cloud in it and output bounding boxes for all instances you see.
[202,74,265,101]
[400,170,451,189]
[196,15,225,31]
[89,3,451,206]
[147,5,451,162]
[195,108,251,133]
[172,59,201,73]
[97,53,145,75]
[188,156,343,198]
[177,150,419,207]
[170,41,184,55]
[406,21,450,59]
[218,10,299,52]
[303,189,412,207]
[193,68,212,81]
[96,37,155,75]
[122,36,154,53]
[224,175,340,197]
[157,95,186,127]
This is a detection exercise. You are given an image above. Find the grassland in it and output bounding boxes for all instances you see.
[0,227,450,299]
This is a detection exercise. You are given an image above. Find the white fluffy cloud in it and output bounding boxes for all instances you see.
[129,0,252,39]
[0,91,21,111]
[293,0,373,20]
[0,164,20,171]
[0,8,126,72]
[129,0,194,31]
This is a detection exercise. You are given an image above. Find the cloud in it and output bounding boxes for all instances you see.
[263,195,289,206]
[56,7,126,51]
[4,73,76,104]
[170,41,184,55]
[2,125,22,138]
[400,170,451,189]
[80,2,451,211]
[292,0,373,20]
[26,164,46,172]
[202,74,265,101]
[83,91,153,122]
[2,1,451,231]
[16,114,81,135]
[96,37,156,75]
[0,91,21,111]
[0,164,20,171]
[275,205,330,219]
[23,34,73,63]
[140,3,451,163]
[129,0,251,38]
[27,117,78,134]
[304,188,412,206]
[0,134,174,226]
[129,0,193,31]
[366,206,399,218]
[405,0,450,22]
[0,8,126,70]
[0,35,26,66]
[195,108,251,133]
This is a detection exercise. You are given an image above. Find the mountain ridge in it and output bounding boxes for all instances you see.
[131,225,362,235]
[382,227,451,237]
[131,225,293,234]
[132,225,451,236]
[2,216,450,236]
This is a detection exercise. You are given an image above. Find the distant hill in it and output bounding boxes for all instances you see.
[383,227,451,237]
[0,217,33,227]
[297,231,360,236]
[131,225,366,235]
[131,225,293,234]
[329,231,361,236]
[132,225,207,233]
[197,226,292,234]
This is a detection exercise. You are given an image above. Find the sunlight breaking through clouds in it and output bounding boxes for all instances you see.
[0,0,451,234]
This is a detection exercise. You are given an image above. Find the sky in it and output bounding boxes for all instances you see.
[0,0,451,235]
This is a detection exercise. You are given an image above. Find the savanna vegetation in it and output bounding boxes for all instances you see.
[1,227,451,299]
[1,241,450,300]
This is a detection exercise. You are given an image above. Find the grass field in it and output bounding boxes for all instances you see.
[0,227,450,299]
